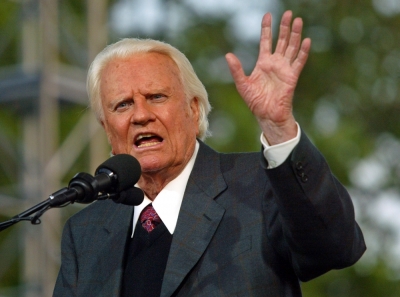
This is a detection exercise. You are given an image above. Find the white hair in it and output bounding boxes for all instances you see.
[87,38,212,140]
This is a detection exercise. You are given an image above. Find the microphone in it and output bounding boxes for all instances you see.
[48,154,142,206]
[112,187,145,206]
[0,154,144,232]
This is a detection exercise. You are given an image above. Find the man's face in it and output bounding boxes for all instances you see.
[99,52,199,180]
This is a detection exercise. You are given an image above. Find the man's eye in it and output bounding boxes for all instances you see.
[116,101,131,110]
[152,94,166,100]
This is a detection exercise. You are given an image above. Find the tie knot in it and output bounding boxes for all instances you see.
[140,204,161,232]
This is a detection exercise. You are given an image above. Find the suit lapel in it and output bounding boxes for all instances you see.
[100,202,134,295]
[160,141,227,297]
[103,201,134,234]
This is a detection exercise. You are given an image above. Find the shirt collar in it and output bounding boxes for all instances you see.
[131,141,199,237]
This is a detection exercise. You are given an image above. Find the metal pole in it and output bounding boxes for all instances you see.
[13,0,110,295]
[21,0,60,296]
[87,0,110,173]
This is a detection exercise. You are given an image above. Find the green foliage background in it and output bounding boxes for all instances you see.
[1,0,400,296]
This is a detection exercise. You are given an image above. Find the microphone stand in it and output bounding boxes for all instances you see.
[0,188,72,232]
[0,154,144,232]
[0,172,103,232]
[0,187,142,232]
[0,199,53,232]
[0,188,118,232]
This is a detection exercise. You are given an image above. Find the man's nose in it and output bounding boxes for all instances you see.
[130,99,156,125]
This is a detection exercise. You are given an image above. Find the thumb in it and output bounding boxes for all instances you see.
[225,53,246,87]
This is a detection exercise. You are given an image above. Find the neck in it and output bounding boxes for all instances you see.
[138,141,198,200]
[138,174,171,201]
[138,160,189,200]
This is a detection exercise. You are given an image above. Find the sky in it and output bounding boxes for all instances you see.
[110,0,280,41]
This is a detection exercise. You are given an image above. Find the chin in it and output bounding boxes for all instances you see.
[137,157,166,173]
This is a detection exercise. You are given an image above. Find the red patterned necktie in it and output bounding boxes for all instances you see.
[140,204,161,232]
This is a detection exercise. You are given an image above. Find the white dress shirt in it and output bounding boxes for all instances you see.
[131,125,301,236]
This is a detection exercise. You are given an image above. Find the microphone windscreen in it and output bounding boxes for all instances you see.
[95,154,141,192]
[113,187,144,206]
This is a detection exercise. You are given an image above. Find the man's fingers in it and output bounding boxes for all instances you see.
[275,10,293,55]
[292,38,311,76]
[285,17,303,63]
[259,13,273,55]
[225,53,246,87]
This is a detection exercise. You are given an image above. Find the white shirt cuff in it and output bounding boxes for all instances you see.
[260,123,301,169]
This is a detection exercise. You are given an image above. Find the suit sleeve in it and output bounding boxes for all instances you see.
[53,218,78,297]
[263,132,366,281]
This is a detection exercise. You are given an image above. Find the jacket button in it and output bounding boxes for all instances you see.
[295,161,303,170]
[300,172,308,182]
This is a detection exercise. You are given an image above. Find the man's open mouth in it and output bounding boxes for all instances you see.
[135,133,163,148]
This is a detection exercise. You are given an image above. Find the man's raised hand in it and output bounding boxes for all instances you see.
[225,10,311,145]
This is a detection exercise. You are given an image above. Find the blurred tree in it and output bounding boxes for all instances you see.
[1,0,400,296]
[0,0,112,296]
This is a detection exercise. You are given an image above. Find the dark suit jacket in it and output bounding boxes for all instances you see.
[53,133,366,297]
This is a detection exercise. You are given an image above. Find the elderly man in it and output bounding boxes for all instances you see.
[54,11,365,297]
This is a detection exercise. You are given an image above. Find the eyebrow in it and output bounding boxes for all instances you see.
[105,87,173,108]
[106,97,130,110]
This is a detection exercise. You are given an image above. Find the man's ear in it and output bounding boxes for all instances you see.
[100,120,113,146]
[100,119,106,129]
[190,97,200,119]
[190,97,200,134]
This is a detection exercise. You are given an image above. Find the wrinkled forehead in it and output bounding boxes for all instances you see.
[99,52,188,101]
[105,52,179,75]
[101,52,184,88]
